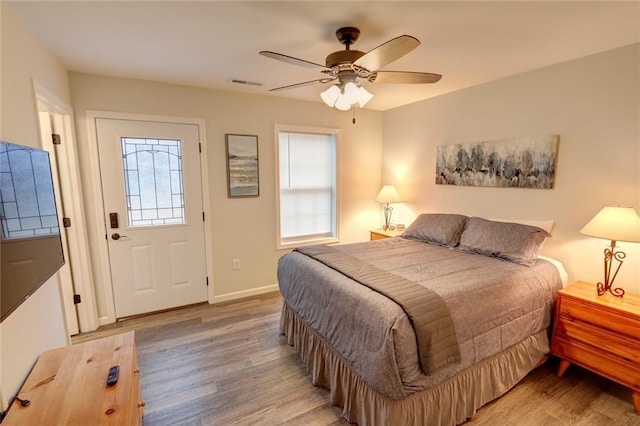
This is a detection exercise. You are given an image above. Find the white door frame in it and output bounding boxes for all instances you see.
[37,111,78,336]
[85,110,213,325]
[33,81,99,333]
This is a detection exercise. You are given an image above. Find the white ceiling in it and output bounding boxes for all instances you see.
[7,1,640,111]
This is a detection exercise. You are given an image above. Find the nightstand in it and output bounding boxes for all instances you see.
[550,281,640,414]
[370,229,404,240]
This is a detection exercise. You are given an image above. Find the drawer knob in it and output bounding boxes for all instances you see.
[138,401,146,408]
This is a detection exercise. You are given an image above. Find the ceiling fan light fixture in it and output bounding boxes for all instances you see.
[342,82,361,104]
[334,95,352,111]
[320,84,341,107]
[264,27,441,109]
[320,82,374,111]
[358,86,374,108]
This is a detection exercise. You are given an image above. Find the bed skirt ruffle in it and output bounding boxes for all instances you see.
[280,302,549,426]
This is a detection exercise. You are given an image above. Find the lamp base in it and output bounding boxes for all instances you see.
[596,281,625,298]
[597,242,626,298]
[383,204,393,231]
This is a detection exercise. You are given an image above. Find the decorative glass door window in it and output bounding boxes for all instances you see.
[121,137,185,227]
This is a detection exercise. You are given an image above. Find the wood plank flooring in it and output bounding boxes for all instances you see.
[73,292,640,426]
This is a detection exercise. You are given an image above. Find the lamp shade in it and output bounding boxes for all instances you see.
[319,83,374,111]
[342,82,360,104]
[358,86,374,108]
[320,85,340,107]
[376,185,401,203]
[334,96,352,111]
[580,206,640,243]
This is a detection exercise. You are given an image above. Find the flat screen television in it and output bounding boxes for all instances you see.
[0,140,65,322]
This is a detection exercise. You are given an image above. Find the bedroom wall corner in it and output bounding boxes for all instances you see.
[381,43,640,293]
[0,2,71,410]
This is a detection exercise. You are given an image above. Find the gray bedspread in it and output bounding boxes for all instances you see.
[295,244,461,376]
[277,237,562,400]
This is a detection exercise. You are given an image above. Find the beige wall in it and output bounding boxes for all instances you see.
[68,73,384,322]
[3,1,637,408]
[382,44,640,292]
[0,3,70,409]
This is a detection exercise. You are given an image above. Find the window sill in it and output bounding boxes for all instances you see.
[277,236,339,251]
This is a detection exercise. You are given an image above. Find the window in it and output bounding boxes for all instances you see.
[121,137,185,227]
[275,125,340,249]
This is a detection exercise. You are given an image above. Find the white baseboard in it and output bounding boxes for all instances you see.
[210,284,279,304]
[98,316,112,327]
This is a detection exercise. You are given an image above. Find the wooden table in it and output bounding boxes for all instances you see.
[3,331,144,424]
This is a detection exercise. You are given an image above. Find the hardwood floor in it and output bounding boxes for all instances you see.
[73,292,640,426]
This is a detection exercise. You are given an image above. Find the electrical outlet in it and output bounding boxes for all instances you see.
[232,259,240,270]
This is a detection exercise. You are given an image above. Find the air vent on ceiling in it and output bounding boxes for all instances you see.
[230,78,263,87]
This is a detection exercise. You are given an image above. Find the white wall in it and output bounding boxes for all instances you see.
[0,3,71,409]
[68,73,384,322]
[382,44,640,293]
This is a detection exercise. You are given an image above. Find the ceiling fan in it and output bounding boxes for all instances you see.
[260,27,442,110]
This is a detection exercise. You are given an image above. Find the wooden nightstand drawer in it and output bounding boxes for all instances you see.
[370,229,403,240]
[556,313,640,363]
[553,336,640,390]
[560,297,640,340]
[370,231,388,240]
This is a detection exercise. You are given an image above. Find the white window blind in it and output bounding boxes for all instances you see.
[276,127,339,248]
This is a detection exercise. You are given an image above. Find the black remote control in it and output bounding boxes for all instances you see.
[106,365,119,387]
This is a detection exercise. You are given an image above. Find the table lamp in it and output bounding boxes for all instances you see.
[580,206,640,297]
[376,185,401,231]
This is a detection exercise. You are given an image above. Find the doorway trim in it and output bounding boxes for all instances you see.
[33,81,99,333]
[85,110,213,325]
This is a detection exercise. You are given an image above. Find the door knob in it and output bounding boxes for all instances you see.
[111,233,127,240]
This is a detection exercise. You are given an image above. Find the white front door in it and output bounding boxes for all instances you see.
[96,118,207,318]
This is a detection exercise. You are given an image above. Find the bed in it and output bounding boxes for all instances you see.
[277,214,567,425]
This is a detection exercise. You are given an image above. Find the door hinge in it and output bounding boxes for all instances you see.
[202,211,205,222]
[62,217,71,228]
[198,142,202,153]
[206,277,209,287]
[73,294,81,304]
[52,133,61,145]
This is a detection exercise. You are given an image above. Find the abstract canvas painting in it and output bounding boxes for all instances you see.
[436,135,559,189]
[226,134,259,197]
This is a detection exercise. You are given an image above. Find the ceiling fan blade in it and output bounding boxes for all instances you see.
[260,51,328,70]
[269,78,335,92]
[371,71,442,84]
[353,35,420,71]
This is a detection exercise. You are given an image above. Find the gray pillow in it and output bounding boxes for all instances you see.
[458,217,551,266]
[402,213,469,247]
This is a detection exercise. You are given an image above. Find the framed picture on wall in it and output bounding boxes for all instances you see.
[435,134,559,189]
[225,134,259,198]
